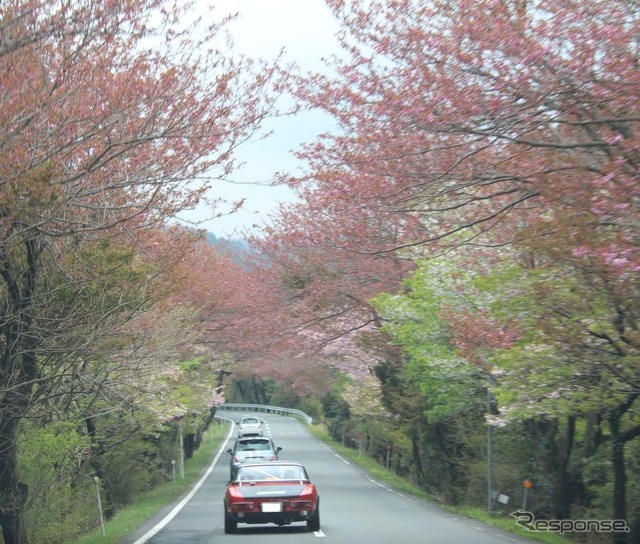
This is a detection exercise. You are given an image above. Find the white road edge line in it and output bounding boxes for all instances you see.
[364,474,418,504]
[320,443,350,465]
[131,419,235,544]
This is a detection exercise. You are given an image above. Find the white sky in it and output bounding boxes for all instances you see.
[179,0,342,238]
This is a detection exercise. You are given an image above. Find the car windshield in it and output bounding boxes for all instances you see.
[237,465,305,481]
[237,440,271,451]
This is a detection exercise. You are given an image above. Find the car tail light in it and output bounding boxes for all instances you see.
[268,454,276,461]
[289,485,315,510]
[289,500,312,509]
[289,484,316,512]
[299,484,316,500]
[227,485,254,511]
[232,456,240,463]
[300,484,316,498]
[227,485,243,500]
[232,501,254,511]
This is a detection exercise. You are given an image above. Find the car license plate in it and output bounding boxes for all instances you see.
[261,502,282,512]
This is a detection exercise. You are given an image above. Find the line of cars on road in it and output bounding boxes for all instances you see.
[223,415,321,534]
[227,435,282,480]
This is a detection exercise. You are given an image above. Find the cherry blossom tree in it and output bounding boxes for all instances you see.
[0,1,282,541]
[244,0,640,536]
[279,0,640,267]
[244,0,632,373]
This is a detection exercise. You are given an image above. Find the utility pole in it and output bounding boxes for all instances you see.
[179,420,185,479]
[487,376,496,513]
[93,477,106,537]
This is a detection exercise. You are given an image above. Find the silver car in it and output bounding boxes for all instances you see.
[226,437,282,479]
[237,416,264,438]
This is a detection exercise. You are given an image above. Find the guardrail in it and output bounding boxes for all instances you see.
[216,403,313,425]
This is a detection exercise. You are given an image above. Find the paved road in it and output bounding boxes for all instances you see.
[121,413,538,544]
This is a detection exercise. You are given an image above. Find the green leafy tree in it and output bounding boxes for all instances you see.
[487,258,640,533]
[372,258,487,502]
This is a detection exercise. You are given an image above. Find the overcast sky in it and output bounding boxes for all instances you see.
[179,0,342,238]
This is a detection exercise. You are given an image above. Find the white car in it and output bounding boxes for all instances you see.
[237,416,265,438]
[226,436,281,479]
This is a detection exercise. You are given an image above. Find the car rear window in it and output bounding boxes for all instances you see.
[238,439,271,451]
[238,465,305,481]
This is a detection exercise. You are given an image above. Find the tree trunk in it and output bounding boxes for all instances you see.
[234,381,246,403]
[0,415,30,544]
[252,376,271,405]
[581,412,603,459]
[411,433,425,487]
[608,413,628,544]
[184,433,196,459]
[0,237,40,543]
[526,416,575,519]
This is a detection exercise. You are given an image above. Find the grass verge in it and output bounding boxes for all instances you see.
[75,420,230,544]
[308,424,574,544]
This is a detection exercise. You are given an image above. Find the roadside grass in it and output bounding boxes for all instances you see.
[308,424,573,544]
[75,421,231,544]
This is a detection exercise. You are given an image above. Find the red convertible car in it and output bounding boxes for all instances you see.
[223,462,320,534]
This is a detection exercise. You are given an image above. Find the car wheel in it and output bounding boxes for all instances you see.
[224,507,237,534]
[307,504,320,532]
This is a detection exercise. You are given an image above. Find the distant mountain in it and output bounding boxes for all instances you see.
[205,232,253,264]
